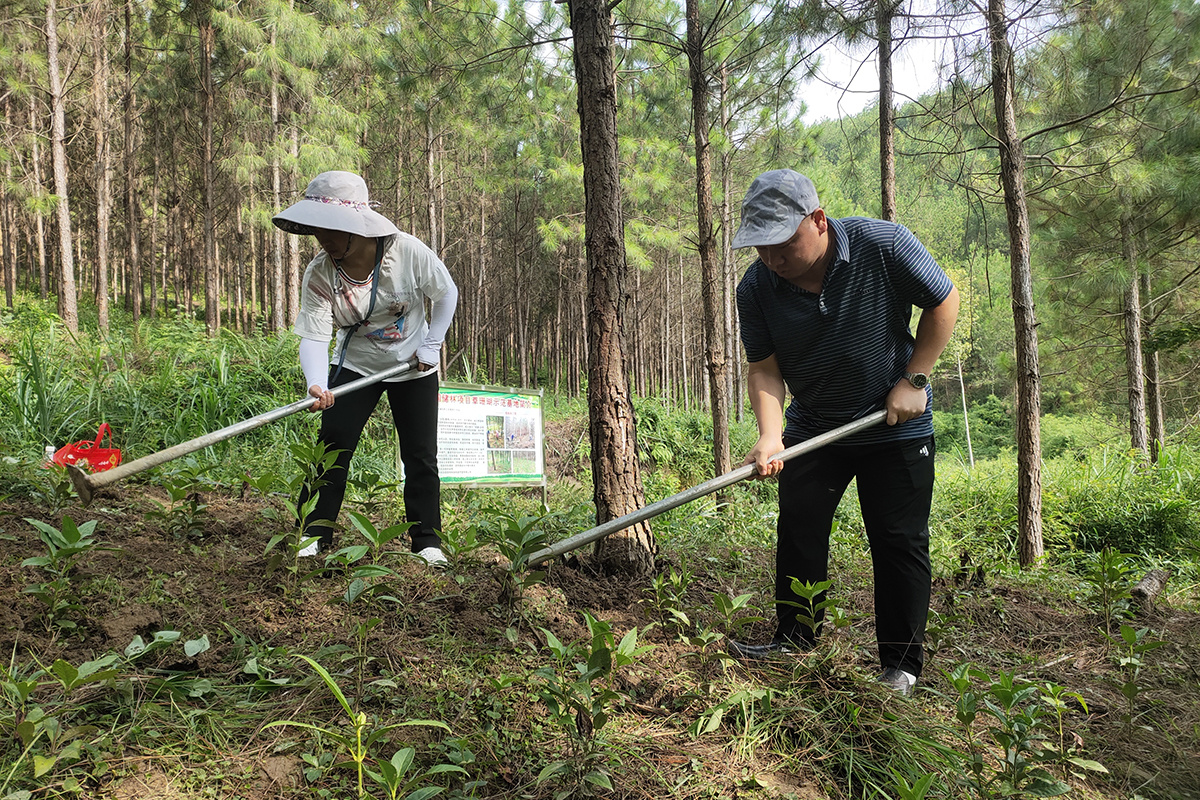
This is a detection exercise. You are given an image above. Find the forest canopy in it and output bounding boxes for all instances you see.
[0,0,1197,433]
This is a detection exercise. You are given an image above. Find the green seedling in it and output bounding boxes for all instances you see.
[888,768,937,800]
[366,746,469,800]
[0,653,119,794]
[224,625,292,692]
[784,578,836,640]
[476,506,561,612]
[943,663,1106,797]
[123,630,184,662]
[243,468,281,497]
[22,517,117,634]
[1110,623,1165,728]
[437,524,485,570]
[263,654,454,799]
[1082,547,1135,635]
[645,565,694,633]
[689,686,777,756]
[146,475,209,539]
[713,591,765,640]
[331,511,413,570]
[1037,682,1107,777]
[327,513,419,610]
[28,464,75,516]
[263,441,343,588]
[347,470,401,517]
[535,612,652,800]
[43,655,120,697]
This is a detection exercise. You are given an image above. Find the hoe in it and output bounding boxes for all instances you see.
[68,359,417,506]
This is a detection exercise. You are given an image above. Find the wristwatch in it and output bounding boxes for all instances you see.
[904,371,929,389]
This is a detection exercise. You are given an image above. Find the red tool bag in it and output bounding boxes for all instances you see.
[53,424,123,472]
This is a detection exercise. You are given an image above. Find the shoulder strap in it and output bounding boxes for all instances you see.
[330,237,386,384]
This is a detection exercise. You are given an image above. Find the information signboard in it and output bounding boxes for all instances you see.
[436,382,544,488]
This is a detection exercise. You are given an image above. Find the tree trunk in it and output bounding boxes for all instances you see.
[719,65,741,423]
[288,129,301,327]
[200,4,219,335]
[987,0,1042,566]
[1,103,13,306]
[29,96,49,299]
[877,0,897,222]
[46,0,79,333]
[569,0,654,576]
[124,0,141,322]
[1141,269,1163,462]
[678,255,690,410]
[426,114,439,254]
[1120,214,1148,457]
[958,355,975,468]
[270,38,285,334]
[686,0,732,484]
[1131,569,1170,611]
[149,136,160,316]
[92,6,112,334]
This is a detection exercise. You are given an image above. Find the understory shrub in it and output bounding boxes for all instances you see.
[1048,450,1200,555]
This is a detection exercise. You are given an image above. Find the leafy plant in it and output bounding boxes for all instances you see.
[535,612,653,799]
[263,654,462,799]
[27,465,76,517]
[784,577,836,641]
[887,768,937,800]
[437,523,486,570]
[1080,547,1135,635]
[943,664,1106,798]
[5,336,88,447]
[1108,623,1165,729]
[644,564,694,633]
[21,517,117,634]
[711,591,765,640]
[689,686,778,754]
[324,512,416,608]
[263,440,342,587]
[475,506,560,612]
[347,470,401,517]
[146,476,210,540]
[0,653,121,795]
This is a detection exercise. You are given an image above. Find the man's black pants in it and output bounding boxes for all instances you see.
[301,368,442,552]
[775,435,935,677]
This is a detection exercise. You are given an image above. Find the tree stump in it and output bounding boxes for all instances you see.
[1131,569,1170,611]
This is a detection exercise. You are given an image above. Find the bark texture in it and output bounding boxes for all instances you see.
[570,0,655,576]
[686,0,732,483]
[988,0,1043,566]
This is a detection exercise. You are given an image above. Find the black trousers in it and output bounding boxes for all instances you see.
[301,368,442,552]
[775,435,935,677]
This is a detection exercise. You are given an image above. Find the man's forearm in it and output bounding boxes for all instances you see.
[908,285,960,376]
[747,357,787,438]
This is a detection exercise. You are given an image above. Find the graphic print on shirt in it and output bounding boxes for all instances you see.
[364,293,412,345]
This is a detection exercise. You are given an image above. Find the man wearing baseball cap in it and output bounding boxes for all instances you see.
[729,169,959,695]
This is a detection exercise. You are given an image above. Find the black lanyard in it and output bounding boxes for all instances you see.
[331,236,385,384]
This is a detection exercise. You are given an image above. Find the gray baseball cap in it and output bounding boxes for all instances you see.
[730,169,821,249]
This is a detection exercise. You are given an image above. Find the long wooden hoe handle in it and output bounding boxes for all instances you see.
[68,359,419,506]
[526,410,888,567]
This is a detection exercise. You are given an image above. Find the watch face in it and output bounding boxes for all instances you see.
[907,372,929,389]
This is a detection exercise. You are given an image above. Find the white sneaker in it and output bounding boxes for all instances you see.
[877,667,918,696]
[298,538,320,557]
[415,546,447,568]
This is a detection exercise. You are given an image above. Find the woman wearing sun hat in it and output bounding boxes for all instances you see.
[273,170,458,567]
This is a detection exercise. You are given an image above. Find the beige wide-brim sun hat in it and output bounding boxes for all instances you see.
[272,171,400,237]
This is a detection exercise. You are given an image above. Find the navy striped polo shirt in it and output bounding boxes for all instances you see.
[737,216,954,445]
